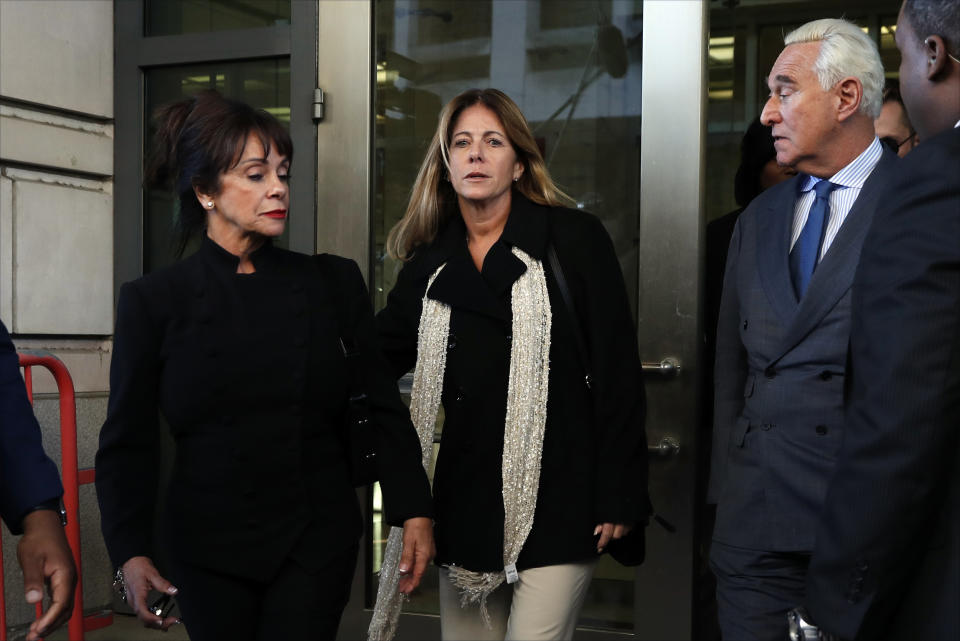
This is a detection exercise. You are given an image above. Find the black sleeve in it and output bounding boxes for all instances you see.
[563,214,650,525]
[95,281,162,568]
[0,320,63,535]
[375,259,427,380]
[331,257,433,526]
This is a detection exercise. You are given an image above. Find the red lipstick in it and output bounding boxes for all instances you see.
[262,209,287,219]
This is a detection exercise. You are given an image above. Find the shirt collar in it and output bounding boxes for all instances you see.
[199,233,277,273]
[799,136,884,192]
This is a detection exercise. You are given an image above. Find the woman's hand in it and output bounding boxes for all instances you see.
[398,517,435,594]
[120,556,180,630]
[594,522,632,553]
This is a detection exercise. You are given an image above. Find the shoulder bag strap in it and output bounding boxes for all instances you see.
[546,241,592,391]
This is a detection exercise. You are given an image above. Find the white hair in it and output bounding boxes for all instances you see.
[785,18,884,119]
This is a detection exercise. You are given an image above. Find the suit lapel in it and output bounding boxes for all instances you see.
[757,178,802,324]
[773,151,898,359]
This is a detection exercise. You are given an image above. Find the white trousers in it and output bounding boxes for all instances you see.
[439,560,598,641]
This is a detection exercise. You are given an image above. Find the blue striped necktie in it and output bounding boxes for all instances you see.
[790,179,837,299]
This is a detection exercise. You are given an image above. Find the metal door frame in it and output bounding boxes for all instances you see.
[320,2,708,639]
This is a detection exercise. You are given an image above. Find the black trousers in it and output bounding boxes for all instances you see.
[167,543,358,641]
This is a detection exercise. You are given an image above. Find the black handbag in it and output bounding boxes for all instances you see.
[315,255,379,487]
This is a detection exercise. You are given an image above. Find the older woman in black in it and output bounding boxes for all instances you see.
[95,91,434,641]
[369,89,650,641]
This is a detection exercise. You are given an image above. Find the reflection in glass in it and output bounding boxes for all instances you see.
[371,0,643,631]
[878,19,901,80]
[143,59,290,274]
[145,0,290,37]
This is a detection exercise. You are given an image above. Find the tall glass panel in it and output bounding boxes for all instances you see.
[145,0,290,36]
[878,17,901,81]
[371,0,643,631]
[143,59,290,273]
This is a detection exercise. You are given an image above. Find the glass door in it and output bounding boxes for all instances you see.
[113,0,316,288]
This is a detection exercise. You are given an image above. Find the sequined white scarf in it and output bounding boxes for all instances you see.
[368,247,552,640]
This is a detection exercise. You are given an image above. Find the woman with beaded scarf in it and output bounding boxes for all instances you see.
[369,88,650,641]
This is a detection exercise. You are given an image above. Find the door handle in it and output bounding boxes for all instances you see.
[648,436,680,458]
[641,357,681,377]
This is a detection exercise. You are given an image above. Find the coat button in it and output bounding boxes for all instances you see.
[815,424,828,435]
[761,423,773,431]
[743,320,748,330]
[856,559,869,571]
[447,334,457,350]
[764,366,776,379]
[819,370,833,381]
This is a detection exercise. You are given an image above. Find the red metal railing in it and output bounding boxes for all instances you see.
[0,353,112,640]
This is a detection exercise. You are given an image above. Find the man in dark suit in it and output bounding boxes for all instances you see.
[800,1,960,639]
[706,17,899,640]
[0,319,76,641]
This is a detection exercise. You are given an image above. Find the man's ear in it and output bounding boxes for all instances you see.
[923,35,949,80]
[835,76,863,122]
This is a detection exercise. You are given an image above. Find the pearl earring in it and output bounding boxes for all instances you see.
[207,201,214,208]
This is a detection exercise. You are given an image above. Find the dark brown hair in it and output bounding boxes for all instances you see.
[145,90,293,256]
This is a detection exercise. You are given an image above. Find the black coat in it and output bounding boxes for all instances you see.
[376,193,649,573]
[96,236,432,580]
[0,319,63,534]
[806,127,960,641]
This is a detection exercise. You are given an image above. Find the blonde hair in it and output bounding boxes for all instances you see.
[386,88,573,261]
[785,18,884,119]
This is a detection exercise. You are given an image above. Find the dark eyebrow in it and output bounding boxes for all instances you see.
[453,130,506,138]
[238,157,267,166]
[771,74,796,86]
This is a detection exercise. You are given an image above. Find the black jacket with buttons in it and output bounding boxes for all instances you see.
[376,193,650,572]
[95,235,432,580]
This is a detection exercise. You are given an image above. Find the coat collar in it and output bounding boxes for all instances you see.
[771,148,899,360]
[198,233,279,274]
[415,191,552,321]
